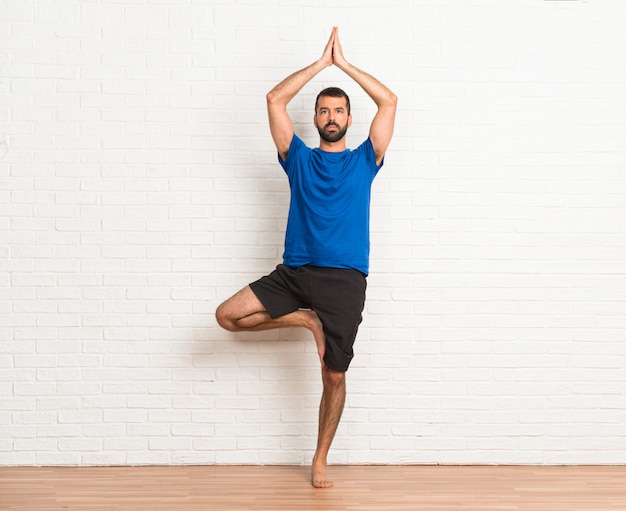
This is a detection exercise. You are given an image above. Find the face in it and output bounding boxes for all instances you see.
[314,96,352,143]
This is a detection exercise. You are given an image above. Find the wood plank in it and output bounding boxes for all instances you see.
[1,465,625,511]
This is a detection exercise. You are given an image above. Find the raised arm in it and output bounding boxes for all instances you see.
[266,31,334,161]
[331,27,397,166]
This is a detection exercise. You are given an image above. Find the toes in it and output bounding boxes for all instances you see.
[313,479,334,488]
[318,353,327,368]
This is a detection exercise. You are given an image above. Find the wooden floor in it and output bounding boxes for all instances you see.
[1,465,625,511]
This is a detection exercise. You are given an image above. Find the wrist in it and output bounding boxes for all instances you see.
[334,58,350,73]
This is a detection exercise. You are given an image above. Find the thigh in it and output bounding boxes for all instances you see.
[218,285,267,320]
[308,268,367,372]
[310,267,367,323]
[249,265,309,319]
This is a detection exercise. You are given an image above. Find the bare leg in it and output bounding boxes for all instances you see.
[311,367,346,488]
[217,285,343,487]
[216,286,327,366]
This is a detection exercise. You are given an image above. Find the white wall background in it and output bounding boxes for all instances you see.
[2,0,626,466]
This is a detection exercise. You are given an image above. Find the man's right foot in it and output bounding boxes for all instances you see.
[300,309,326,367]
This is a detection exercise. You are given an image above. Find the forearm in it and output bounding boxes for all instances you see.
[266,59,328,107]
[333,47,397,165]
[334,59,397,108]
[267,52,332,159]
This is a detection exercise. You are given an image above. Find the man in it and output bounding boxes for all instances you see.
[216,27,397,488]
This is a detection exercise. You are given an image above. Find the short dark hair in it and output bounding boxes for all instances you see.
[315,87,351,115]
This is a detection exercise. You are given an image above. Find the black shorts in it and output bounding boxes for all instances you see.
[249,264,367,372]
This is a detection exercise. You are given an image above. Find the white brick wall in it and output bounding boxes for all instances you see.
[2,0,626,466]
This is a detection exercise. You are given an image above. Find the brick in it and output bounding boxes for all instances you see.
[3,0,626,467]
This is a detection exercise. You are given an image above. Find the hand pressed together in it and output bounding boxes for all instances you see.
[321,26,348,69]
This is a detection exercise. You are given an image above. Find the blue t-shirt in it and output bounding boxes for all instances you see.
[278,134,383,275]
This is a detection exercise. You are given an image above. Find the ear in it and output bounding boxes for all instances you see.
[313,114,318,126]
[348,114,352,128]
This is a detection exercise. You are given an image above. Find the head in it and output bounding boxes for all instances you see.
[314,87,352,144]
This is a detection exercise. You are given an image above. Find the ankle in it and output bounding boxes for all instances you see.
[312,452,327,466]
[300,309,321,329]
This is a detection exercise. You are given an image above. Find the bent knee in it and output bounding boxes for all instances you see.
[215,303,235,331]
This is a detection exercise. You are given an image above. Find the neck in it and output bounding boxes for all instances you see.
[318,139,347,152]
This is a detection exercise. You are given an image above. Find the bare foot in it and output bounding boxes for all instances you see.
[311,457,334,488]
[300,309,326,367]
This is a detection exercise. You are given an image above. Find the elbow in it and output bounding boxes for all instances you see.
[388,91,398,108]
[377,90,397,112]
[266,89,280,107]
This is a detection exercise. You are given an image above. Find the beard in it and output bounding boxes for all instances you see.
[317,122,348,143]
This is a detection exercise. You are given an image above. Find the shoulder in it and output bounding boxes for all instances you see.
[279,134,312,171]
[354,138,383,169]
